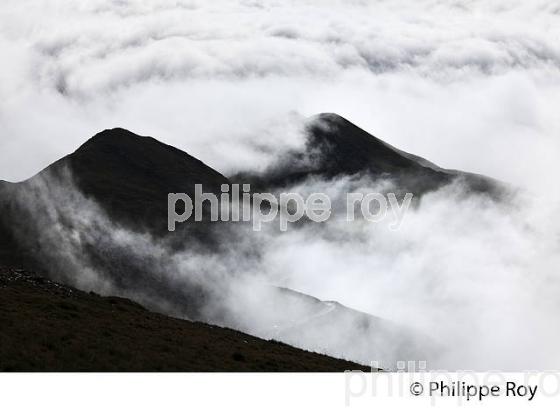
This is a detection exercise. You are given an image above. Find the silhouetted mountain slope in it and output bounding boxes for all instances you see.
[0,267,369,372]
[0,129,233,318]
[0,118,506,313]
[54,128,229,233]
[0,116,504,260]
[233,113,503,196]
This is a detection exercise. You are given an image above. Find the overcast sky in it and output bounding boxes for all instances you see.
[0,0,559,189]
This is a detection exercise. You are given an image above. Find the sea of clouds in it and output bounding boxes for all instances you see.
[1,0,559,189]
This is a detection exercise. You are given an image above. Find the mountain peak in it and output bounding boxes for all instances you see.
[76,128,168,156]
[309,112,346,122]
[41,128,229,233]
[230,113,503,197]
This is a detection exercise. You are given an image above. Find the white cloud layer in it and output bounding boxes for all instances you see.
[1,0,559,190]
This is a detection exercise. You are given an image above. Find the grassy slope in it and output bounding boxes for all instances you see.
[0,267,369,372]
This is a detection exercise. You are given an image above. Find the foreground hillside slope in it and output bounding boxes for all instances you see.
[0,267,369,372]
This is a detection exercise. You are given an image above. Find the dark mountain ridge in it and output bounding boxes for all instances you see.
[0,113,506,317]
[0,114,505,291]
[233,113,503,197]
[0,114,503,241]
[0,113,504,368]
[45,128,229,233]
